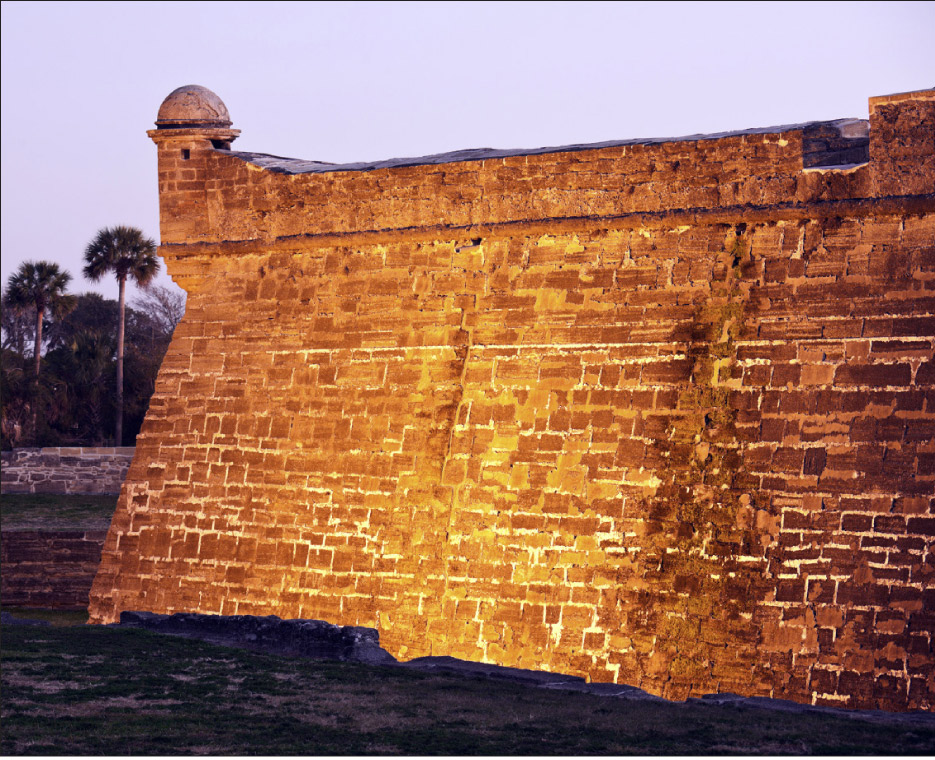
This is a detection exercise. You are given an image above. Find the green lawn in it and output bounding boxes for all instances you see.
[2,622,933,755]
[0,493,117,530]
[1,607,90,626]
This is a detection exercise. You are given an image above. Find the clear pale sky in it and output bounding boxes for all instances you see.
[2,0,933,302]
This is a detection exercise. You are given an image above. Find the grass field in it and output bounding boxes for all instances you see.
[3,620,934,755]
[0,493,118,530]
[1,607,90,626]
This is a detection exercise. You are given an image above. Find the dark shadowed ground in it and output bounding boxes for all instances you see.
[2,612,934,756]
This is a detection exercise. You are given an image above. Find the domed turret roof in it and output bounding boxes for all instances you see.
[156,85,232,128]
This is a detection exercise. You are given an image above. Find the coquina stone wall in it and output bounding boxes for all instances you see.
[1,448,135,494]
[89,87,934,711]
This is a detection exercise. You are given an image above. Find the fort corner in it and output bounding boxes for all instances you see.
[90,85,935,712]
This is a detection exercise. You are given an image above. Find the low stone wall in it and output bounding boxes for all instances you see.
[0,447,135,495]
[116,611,397,665]
[1,530,107,608]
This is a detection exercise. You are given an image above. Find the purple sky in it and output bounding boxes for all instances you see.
[2,1,933,302]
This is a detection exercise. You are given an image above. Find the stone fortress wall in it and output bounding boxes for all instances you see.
[89,86,934,711]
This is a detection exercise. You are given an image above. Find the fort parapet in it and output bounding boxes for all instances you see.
[89,85,935,711]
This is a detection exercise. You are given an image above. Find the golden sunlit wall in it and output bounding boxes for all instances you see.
[90,90,935,712]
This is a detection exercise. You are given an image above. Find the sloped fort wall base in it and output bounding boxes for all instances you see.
[89,87,935,711]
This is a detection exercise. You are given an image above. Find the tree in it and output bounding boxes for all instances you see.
[3,262,76,441]
[42,294,121,445]
[1,294,34,356]
[132,283,186,339]
[122,287,184,443]
[1,347,30,448]
[45,292,119,351]
[83,226,159,446]
[45,327,116,446]
[4,261,75,380]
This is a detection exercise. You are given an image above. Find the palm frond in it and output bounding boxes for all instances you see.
[4,261,73,313]
[83,226,159,284]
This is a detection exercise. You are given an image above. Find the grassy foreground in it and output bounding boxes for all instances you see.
[0,493,118,530]
[3,622,934,755]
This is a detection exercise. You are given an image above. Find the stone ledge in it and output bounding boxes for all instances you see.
[3,447,135,457]
[869,88,935,111]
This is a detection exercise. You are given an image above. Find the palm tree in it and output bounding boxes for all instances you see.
[4,261,76,439]
[83,226,159,446]
[4,262,75,378]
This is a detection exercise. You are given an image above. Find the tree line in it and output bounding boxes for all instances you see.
[1,226,184,450]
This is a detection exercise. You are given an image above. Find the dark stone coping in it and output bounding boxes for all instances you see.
[113,610,394,666]
[689,692,935,727]
[229,118,868,175]
[398,654,662,701]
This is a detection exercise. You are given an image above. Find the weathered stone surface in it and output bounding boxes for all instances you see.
[156,84,232,128]
[89,87,935,712]
[869,89,935,196]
